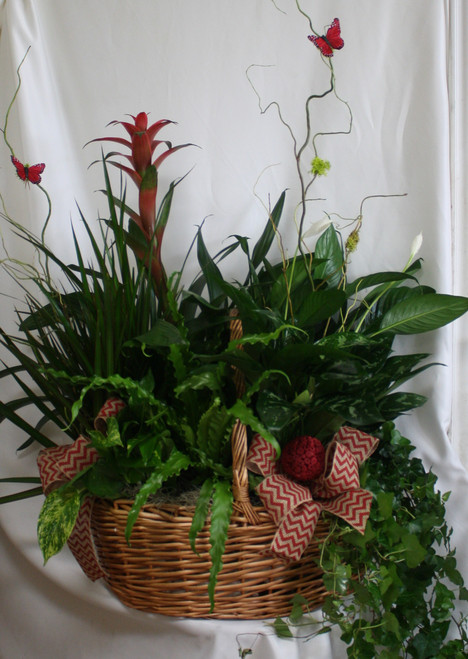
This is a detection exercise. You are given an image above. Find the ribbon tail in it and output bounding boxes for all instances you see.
[271,501,322,561]
[321,488,373,534]
[66,496,104,581]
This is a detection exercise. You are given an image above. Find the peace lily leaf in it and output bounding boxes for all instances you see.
[346,271,419,297]
[208,480,233,610]
[296,288,347,326]
[37,488,81,563]
[374,294,468,335]
[313,224,345,288]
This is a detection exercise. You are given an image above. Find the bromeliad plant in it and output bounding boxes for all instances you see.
[1,3,468,654]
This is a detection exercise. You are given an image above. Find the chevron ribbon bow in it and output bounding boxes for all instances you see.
[246,426,379,561]
[37,397,126,580]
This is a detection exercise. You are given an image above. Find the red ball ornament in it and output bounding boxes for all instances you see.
[280,435,326,483]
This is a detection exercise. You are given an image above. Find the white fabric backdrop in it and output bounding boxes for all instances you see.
[0,1,467,657]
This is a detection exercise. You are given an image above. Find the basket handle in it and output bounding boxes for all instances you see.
[229,312,260,524]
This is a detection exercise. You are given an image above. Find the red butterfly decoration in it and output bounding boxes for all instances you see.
[11,155,46,184]
[308,18,344,57]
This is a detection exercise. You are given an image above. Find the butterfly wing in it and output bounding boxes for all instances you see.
[325,18,344,51]
[26,163,46,184]
[308,34,334,57]
[11,155,27,181]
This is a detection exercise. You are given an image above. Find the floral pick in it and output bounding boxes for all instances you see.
[11,155,45,185]
[308,18,344,57]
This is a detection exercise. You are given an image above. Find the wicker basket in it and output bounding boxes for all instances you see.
[90,315,330,618]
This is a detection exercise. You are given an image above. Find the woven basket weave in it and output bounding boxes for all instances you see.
[90,315,330,618]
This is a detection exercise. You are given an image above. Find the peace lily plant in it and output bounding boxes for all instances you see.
[1,4,468,656]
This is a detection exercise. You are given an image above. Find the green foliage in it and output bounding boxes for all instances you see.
[37,486,82,563]
[274,424,468,656]
[2,28,468,624]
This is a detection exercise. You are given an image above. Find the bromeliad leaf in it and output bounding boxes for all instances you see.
[37,487,82,563]
[208,479,233,610]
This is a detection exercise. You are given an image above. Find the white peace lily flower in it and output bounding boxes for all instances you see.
[409,232,423,260]
[302,217,332,239]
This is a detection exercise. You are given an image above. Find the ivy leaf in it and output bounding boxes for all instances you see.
[37,487,81,563]
[377,492,395,520]
[273,617,293,639]
[401,531,427,568]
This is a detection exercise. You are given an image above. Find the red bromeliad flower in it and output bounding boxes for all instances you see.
[90,113,192,304]
[280,435,326,483]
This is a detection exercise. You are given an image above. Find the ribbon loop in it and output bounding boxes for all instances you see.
[247,426,379,561]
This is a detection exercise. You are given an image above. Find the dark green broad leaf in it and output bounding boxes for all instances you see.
[345,271,419,297]
[251,191,286,268]
[374,294,468,335]
[37,487,82,563]
[379,392,427,418]
[374,285,435,318]
[256,390,296,434]
[296,288,347,327]
[313,224,345,288]
[133,320,186,347]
